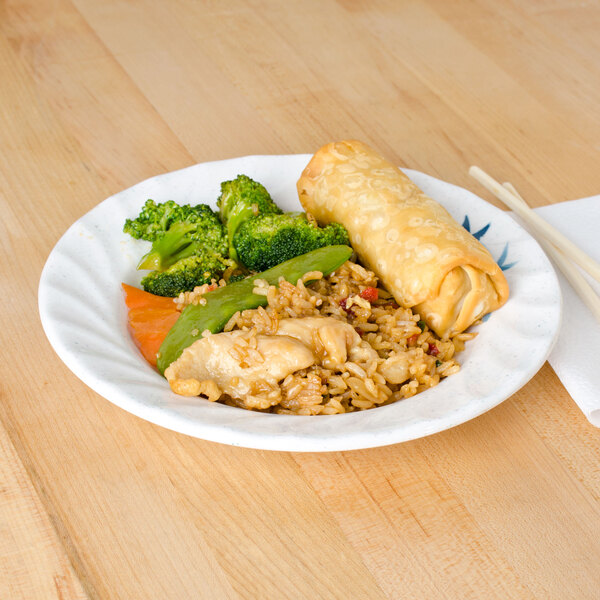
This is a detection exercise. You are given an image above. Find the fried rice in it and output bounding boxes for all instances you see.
[174,261,476,415]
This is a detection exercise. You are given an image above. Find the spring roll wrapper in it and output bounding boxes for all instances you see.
[297,141,509,338]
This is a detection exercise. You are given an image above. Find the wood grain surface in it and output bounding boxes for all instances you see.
[2,1,599,598]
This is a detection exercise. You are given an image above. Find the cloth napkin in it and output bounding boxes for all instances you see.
[525,196,600,427]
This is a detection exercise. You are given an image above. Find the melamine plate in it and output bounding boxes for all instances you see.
[38,154,561,451]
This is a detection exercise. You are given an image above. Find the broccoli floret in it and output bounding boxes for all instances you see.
[128,202,227,271]
[140,254,233,297]
[217,175,282,261]
[136,222,198,271]
[233,212,350,272]
[124,199,193,241]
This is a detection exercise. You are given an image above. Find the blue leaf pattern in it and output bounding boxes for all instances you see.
[496,243,518,271]
[462,215,516,272]
[472,223,490,240]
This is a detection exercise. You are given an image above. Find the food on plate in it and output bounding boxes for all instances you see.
[165,316,374,404]
[123,143,509,414]
[163,260,470,414]
[216,174,350,271]
[232,211,350,272]
[124,175,350,296]
[125,199,228,264]
[156,245,353,373]
[217,174,283,262]
[165,328,317,401]
[139,253,232,298]
[124,199,232,295]
[122,283,180,367]
[297,140,509,338]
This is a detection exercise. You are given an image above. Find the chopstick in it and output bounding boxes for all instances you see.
[502,182,600,323]
[469,166,600,284]
[468,166,600,323]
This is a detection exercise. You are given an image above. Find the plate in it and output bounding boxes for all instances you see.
[38,154,561,452]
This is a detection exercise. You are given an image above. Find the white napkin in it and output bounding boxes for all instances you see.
[526,196,600,426]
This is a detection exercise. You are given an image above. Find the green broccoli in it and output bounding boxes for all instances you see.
[124,199,231,295]
[125,201,227,272]
[232,212,350,272]
[136,222,197,271]
[124,199,193,241]
[217,175,282,261]
[140,253,234,297]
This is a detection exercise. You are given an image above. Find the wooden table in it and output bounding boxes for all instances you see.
[2,1,600,598]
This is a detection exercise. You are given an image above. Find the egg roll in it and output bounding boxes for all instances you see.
[297,140,509,338]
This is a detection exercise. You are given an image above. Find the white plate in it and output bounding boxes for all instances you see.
[38,154,561,452]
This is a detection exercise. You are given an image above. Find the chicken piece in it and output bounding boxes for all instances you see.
[168,378,222,400]
[165,330,315,399]
[276,317,377,367]
[377,352,410,384]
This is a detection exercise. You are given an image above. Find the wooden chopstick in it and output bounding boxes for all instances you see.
[469,166,600,284]
[468,166,600,323]
[501,182,600,323]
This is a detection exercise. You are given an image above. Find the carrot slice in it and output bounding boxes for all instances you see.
[122,282,179,310]
[122,283,180,367]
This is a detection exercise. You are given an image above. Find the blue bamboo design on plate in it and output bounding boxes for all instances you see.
[462,215,517,271]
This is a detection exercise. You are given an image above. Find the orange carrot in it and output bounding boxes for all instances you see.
[122,283,180,367]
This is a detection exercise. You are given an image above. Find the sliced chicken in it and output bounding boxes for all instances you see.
[165,330,315,399]
[276,316,378,367]
[165,316,383,404]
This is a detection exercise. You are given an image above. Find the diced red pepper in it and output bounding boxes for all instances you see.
[359,286,379,302]
[428,344,440,357]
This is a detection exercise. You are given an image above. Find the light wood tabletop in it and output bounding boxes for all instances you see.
[2,1,600,598]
